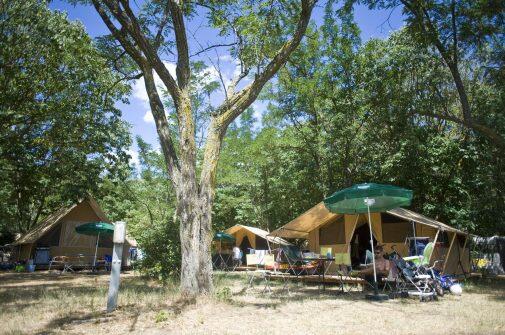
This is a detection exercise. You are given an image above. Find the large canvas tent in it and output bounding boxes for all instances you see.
[12,198,135,268]
[269,202,470,275]
[225,224,291,252]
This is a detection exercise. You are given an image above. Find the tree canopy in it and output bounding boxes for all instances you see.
[0,0,130,238]
[1,0,504,282]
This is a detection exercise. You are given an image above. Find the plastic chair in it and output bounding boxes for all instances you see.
[404,242,435,266]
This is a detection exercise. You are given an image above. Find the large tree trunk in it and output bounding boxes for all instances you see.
[91,0,316,296]
[178,189,213,295]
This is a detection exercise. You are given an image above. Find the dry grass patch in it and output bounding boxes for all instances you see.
[1,271,504,335]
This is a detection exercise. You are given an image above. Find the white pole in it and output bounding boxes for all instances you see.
[107,221,126,313]
[365,198,378,294]
[93,232,100,268]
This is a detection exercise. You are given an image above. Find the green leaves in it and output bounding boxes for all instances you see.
[0,0,131,234]
[212,9,505,237]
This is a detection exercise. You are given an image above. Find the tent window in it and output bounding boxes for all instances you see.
[381,221,412,243]
[457,235,467,248]
[255,236,269,250]
[437,231,450,246]
[382,213,402,223]
[36,224,61,247]
[319,216,345,245]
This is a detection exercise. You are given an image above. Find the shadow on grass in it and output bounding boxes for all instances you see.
[0,273,171,315]
[8,270,505,334]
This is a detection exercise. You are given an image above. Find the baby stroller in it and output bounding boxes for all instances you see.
[388,249,437,301]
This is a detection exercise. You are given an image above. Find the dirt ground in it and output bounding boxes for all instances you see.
[1,271,505,335]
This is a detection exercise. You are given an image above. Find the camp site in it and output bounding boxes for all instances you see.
[1,0,504,334]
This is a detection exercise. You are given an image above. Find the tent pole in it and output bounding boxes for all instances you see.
[412,221,417,256]
[458,235,468,276]
[442,232,457,274]
[366,200,378,295]
[94,232,100,269]
[266,229,272,253]
[429,230,440,265]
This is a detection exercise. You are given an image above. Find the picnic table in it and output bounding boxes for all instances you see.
[49,254,110,273]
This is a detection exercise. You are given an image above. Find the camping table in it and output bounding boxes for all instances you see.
[303,257,335,291]
[213,252,232,271]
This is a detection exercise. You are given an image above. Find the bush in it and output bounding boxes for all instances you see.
[134,218,181,282]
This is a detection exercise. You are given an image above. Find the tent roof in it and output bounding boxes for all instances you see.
[386,207,467,235]
[268,202,341,239]
[269,202,467,239]
[225,224,291,246]
[13,197,137,247]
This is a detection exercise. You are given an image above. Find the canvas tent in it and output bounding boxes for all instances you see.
[225,224,291,251]
[269,202,470,275]
[12,198,136,268]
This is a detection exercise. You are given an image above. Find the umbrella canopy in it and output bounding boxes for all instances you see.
[323,183,413,300]
[75,222,114,236]
[324,183,413,214]
[213,232,235,241]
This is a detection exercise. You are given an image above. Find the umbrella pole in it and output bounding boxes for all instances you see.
[366,202,378,295]
[94,232,100,269]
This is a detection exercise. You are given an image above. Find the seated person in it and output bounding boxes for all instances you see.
[351,245,392,279]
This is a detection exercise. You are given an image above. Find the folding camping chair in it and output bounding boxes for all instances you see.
[265,254,292,294]
[404,241,434,266]
[278,245,318,277]
[382,263,403,297]
[245,253,260,289]
[245,253,286,294]
[48,256,73,273]
[333,253,362,293]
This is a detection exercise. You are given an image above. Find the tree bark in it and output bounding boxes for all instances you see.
[92,0,316,296]
[177,175,213,294]
[400,0,505,149]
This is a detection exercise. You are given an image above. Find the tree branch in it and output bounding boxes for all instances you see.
[190,42,237,58]
[218,0,316,127]
[141,64,181,180]
[199,0,317,193]
[102,0,181,100]
[413,110,505,149]
[168,0,190,90]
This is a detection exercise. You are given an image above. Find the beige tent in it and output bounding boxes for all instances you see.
[269,202,470,275]
[13,197,135,268]
[225,224,291,251]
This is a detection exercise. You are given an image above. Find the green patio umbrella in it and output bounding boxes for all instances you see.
[213,232,235,242]
[324,183,412,214]
[75,222,114,268]
[323,183,413,300]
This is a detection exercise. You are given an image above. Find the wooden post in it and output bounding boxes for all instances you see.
[429,229,440,265]
[442,232,457,274]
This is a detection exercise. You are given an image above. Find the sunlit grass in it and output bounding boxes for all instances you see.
[1,271,504,335]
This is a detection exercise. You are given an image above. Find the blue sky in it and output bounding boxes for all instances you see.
[49,1,404,165]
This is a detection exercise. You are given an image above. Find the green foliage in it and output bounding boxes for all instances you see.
[99,137,180,281]
[214,286,232,302]
[212,7,505,236]
[0,0,131,235]
[154,310,169,323]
